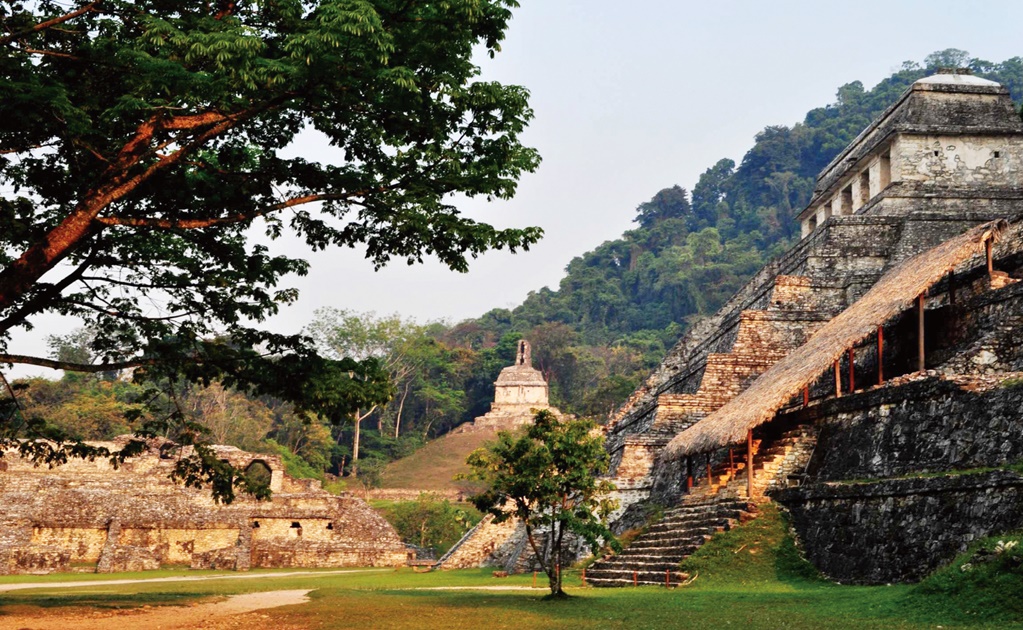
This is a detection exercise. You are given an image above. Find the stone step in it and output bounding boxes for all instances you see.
[657,509,745,526]
[585,568,688,582]
[595,557,687,569]
[584,576,680,587]
[622,543,703,556]
[633,533,718,548]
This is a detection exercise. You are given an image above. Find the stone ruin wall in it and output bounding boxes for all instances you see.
[604,213,973,490]
[0,440,407,575]
[774,272,1023,584]
[606,202,1023,511]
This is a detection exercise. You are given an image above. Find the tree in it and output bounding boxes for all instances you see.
[307,308,430,472]
[0,0,540,498]
[633,185,692,229]
[465,410,618,598]
[379,494,481,556]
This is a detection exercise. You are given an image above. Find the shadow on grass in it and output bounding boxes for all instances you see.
[0,590,216,614]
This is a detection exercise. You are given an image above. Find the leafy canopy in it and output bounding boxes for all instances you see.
[0,0,540,499]
[465,410,618,597]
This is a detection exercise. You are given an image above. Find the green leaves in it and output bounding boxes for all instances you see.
[0,0,539,496]
[465,410,619,595]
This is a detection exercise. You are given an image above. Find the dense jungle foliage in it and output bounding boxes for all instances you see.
[17,50,1023,481]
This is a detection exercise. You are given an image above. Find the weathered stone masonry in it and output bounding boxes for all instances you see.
[597,70,1023,586]
[0,439,406,574]
[775,471,1023,584]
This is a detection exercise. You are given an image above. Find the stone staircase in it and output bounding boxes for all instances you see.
[587,426,815,587]
[433,513,521,570]
[586,496,755,586]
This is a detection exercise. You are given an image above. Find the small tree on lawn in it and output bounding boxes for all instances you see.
[465,410,619,598]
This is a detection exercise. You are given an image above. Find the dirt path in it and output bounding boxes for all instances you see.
[0,567,389,593]
[0,589,312,630]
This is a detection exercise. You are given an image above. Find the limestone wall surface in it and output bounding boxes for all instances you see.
[806,377,1023,482]
[775,471,1023,584]
[0,440,406,574]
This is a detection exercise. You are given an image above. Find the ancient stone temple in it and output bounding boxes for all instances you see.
[471,340,562,430]
[0,438,407,575]
[583,69,1023,586]
[429,341,568,570]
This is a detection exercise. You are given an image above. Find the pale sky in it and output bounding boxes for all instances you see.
[10,1,1023,376]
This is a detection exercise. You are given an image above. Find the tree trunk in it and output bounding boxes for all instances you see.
[394,381,410,439]
[352,416,361,477]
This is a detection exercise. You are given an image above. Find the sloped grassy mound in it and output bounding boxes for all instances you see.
[911,532,1023,625]
[679,503,821,587]
[679,502,1022,626]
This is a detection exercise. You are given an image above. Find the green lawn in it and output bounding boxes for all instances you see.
[1,507,1019,629]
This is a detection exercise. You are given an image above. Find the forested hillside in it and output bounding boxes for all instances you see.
[17,50,1023,483]
[459,49,1023,416]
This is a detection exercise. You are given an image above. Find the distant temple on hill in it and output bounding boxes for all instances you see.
[471,340,564,430]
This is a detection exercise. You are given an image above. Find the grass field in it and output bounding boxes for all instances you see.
[1,506,1019,629]
[379,428,492,491]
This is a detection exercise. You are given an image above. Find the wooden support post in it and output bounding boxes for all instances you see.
[803,385,810,406]
[917,293,926,372]
[665,569,670,587]
[686,456,693,490]
[582,568,586,584]
[986,237,994,277]
[706,454,713,486]
[746,429,754,498]
[877,326,884,386]
[833,360,842,397]
[533,571,537,588]
[633,570,638,586]
[729,448,735,475]
[848,347,855,393]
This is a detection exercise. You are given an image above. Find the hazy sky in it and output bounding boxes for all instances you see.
[10,1,1023,376]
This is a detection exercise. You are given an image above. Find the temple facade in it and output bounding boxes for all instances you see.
[585,69,1023,586]
[0,438,407,575]
[471,340,563,430]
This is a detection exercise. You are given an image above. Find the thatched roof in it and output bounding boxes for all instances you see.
[665,220,1008,458]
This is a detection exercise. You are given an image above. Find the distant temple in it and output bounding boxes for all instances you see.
[471,340,563,430]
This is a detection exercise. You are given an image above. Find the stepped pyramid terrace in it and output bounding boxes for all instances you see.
[445,70,1023,585]
[589,69,1023,586]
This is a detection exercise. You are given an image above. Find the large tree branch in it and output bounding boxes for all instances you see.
[0,252,94,335]
[93,191,374,229]
[79,275,192,291]
[21,48,84,61]
[0,2,101,46]
[0,354,156,373]
[0,100,280,312]
[65,298,200,322]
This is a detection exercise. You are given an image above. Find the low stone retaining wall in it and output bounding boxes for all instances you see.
[774,470,1023,584]
[365,489,465,502]
[803,377,1023,481]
